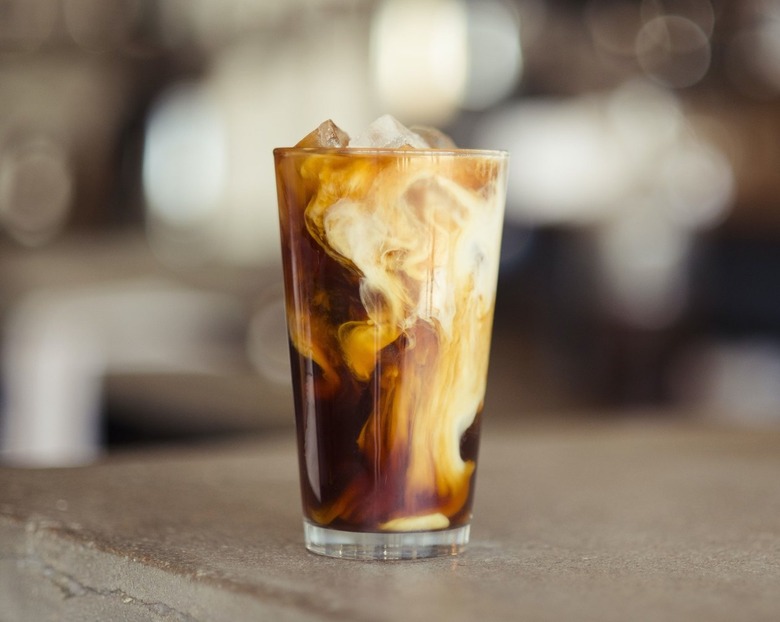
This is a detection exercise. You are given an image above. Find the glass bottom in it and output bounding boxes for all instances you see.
[303,520,469,560]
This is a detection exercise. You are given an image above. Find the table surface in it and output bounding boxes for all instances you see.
[2,418,780,622]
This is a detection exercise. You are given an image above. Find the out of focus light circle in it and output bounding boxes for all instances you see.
[640,0,715,38]
[0,0,58,53]
[607,79,682,163]
[728,11,780,96]
[143,82,227,264]
[0,139,73,246]
[247,286,290,386]
[478,100,629,223]
[586,0,644,58]
[657,138,733,230]
[372,0,468,125]
[636,16,711,88]
[752,6,780,91]
[63,0,140,52]
[598,209,689,329]
[143,83,226,227]
[462,0,522,110]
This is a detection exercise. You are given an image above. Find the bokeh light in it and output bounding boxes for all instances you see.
[636,15,711,88]
[586,0,644,59]
[640,0,716,38]
[478,97,629,223]
[673,340,780,424]
[656,137,733,230]
[597,205,690,329]
[0,0,58,53]
[0,137,73,246]
[372,0,468,125]
[63,0,141,53]
[371,0,522,123]
[246,284,290,386]
[585,0,717,89]
[142,82,227,264]
[727,1,780,97]
[462,0,522,111]
[476,79,735,329]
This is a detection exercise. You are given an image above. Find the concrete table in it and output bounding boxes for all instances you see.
[2,419,779,621]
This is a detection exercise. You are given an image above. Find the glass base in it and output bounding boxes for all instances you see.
[303,521,469,560]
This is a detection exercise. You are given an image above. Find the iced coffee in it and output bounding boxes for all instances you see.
[274,116,508,559]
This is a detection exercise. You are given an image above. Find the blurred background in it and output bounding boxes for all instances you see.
[1,0,779,466]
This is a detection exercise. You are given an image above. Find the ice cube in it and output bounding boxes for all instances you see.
[410,126,457,149]
[295,119,350,148]
[349,114,429,149]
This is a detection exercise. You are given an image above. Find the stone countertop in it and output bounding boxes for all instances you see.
[2,419,779,622]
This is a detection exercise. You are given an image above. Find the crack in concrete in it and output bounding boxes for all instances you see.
[3,515,200,621]
[28,556,199,622]
[5,515,351,621]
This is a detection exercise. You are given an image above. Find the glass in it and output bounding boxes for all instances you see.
[273,147,508,559]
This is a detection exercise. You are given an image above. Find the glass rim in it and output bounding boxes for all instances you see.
[273,147,509,158]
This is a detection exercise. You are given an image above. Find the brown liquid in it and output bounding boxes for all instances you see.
[275,149,506,532]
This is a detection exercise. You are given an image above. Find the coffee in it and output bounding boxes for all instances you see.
[274,118,507,557]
